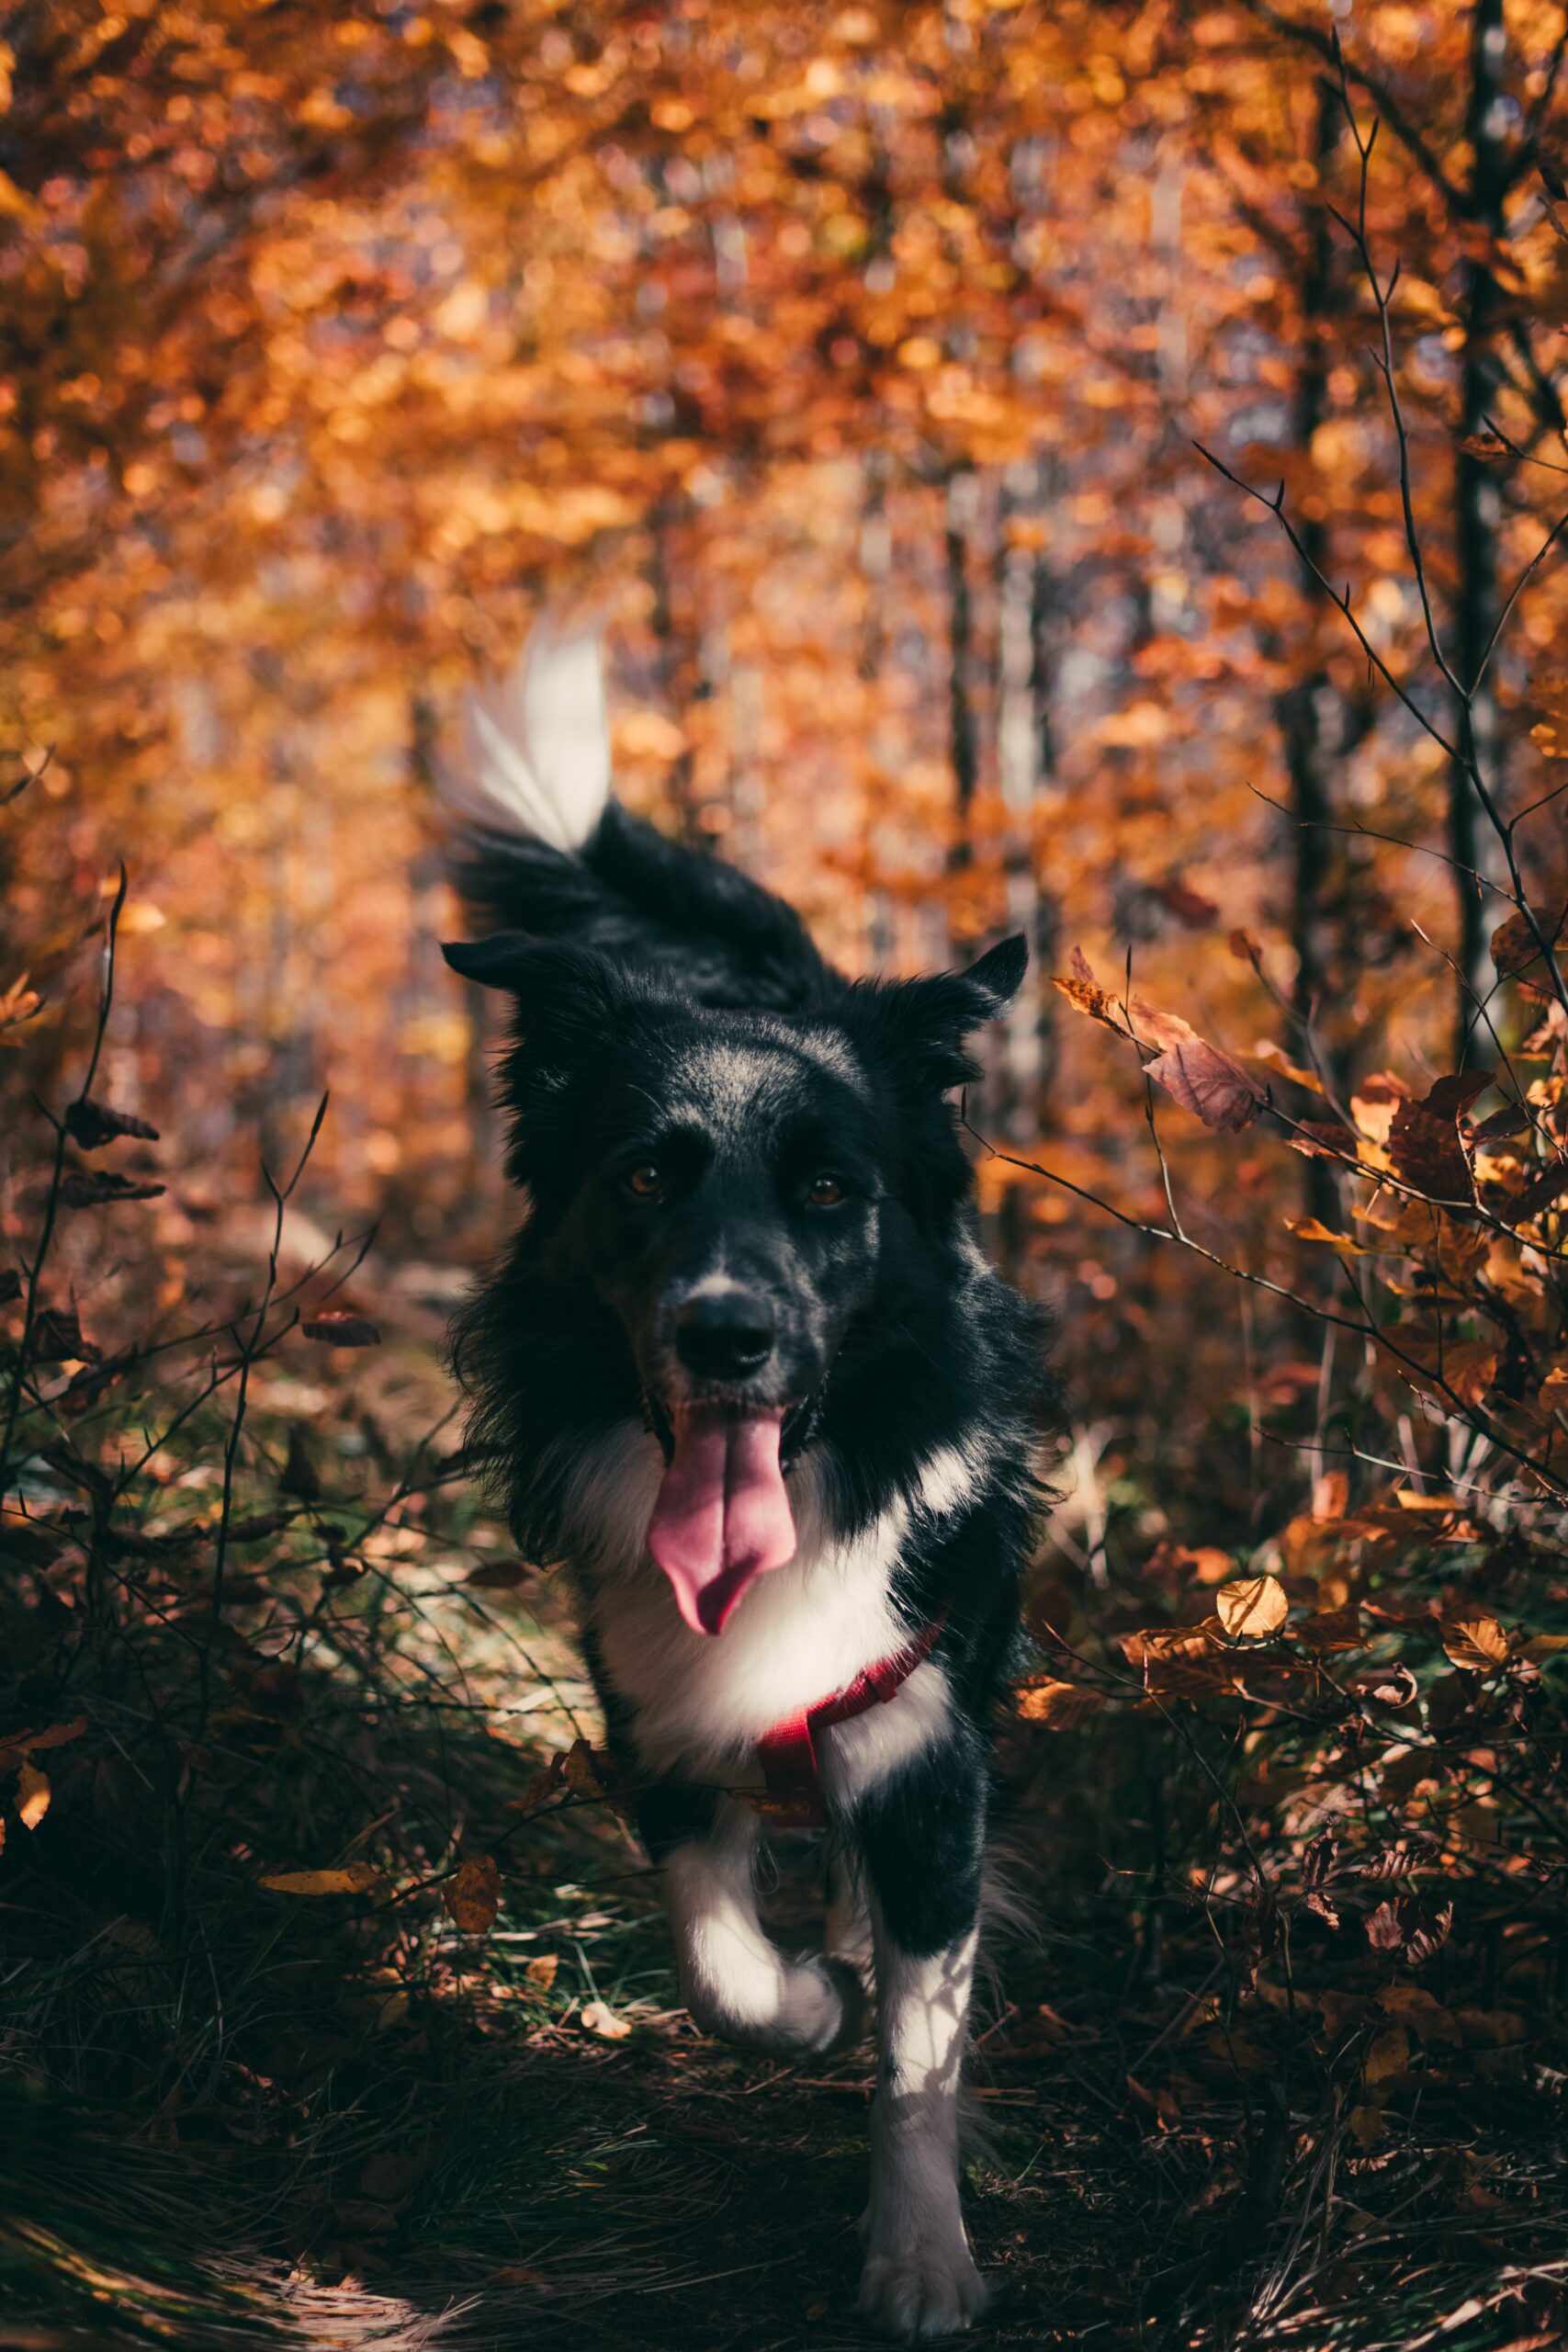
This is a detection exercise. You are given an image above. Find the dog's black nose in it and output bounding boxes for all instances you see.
[674,1291,776,1382]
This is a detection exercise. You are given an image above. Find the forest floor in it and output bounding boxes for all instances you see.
[4,1295,1567,2352]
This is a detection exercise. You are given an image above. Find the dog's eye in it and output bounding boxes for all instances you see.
[624,1163,664,1200]
[805,1173,846,1208]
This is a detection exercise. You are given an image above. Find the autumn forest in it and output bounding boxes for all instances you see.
[6,4,1568,2347]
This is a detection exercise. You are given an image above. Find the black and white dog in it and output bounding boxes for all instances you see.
[442,627,1052,2340]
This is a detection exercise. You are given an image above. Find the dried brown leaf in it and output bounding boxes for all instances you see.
[1378,1985,1460,2043]
[1387,1094,1476,1206]
[15,1759,50,1831]
[1491,900,1568,978]
[259,1862,380,1896]
[1441,1611,1509,1674]
[58,1170,164,1207]
[1366,1899,1404,1951]
[445,1854,502,1935]
[1145,1035,1264,1132]
[1215,1576,1288,1639]
[64,1096,161,1149]
[302,1312,381,1348]
[1015,1677,1105,1730]
[1363,2025,1410,2086]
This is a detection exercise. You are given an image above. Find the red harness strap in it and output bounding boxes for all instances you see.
[745,1611,949,1829]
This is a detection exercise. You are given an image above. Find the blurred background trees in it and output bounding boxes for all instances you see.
[4,2,1562,1227]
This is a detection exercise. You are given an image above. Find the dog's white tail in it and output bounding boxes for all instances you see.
[449,620,611,854]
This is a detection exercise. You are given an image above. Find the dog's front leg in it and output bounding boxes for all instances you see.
[855,1747,987,2341]
[648,1790,863,2054]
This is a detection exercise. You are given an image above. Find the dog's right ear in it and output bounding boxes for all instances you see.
[442,934,639,1056]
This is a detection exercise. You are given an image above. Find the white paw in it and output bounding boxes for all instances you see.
[685,1954,865,2055]
[856,2239,987,2341]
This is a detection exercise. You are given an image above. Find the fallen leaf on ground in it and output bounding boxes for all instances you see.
[1363,2025,1410,2085]
[16,1759,50,1830]
[581,1999,631,2040]
[259,1862,380,1895]
[446,1854,502,1934]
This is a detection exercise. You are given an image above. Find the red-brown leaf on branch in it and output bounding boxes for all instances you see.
[64,1096,161,1149]
[1055,949,1262,1130]
[30,1307,99,1365]
[302,1312,381,1347]
[1388,1335,1497,1415]
[1145,1035,1265,1132]
[58,1170,165,1207]
[1287,1120,1357,1159]
[1469,1101,1530,1142]
[1054,946,1134,1034]
[1387,1077,1488,1205]
[1505,1154,1568,1225]
[1418,1069,1493,1119]
[1490,900,1568,978]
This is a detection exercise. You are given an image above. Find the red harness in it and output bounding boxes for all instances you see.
[739,1612,949,1828]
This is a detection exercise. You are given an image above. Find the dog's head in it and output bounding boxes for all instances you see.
[444,932,1025,1633]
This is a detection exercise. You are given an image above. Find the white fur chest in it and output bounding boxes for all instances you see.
[558,1420,938,1781]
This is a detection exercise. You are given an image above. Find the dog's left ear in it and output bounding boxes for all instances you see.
[853,933,1028,1092]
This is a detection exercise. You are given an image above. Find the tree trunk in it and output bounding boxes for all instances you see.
[1278,75,1348,1227]
[1451,0,1512,1064]
[944,468,980,970]
[860,451,895,971]
[988,458,1061,1144]
[649,493,701,845]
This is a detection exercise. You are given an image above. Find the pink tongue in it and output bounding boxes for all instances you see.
[646,1407,796,1635]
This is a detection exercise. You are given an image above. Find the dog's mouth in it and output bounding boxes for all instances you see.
[642,1394,819,1637]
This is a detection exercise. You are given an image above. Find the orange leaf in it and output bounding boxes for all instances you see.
[1215,1577,1288,1639]
[1015,1677,1105,1730]
[1441,1611,1509,1674]
[16,1759,50,1831]
[259,1862,379,1896]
